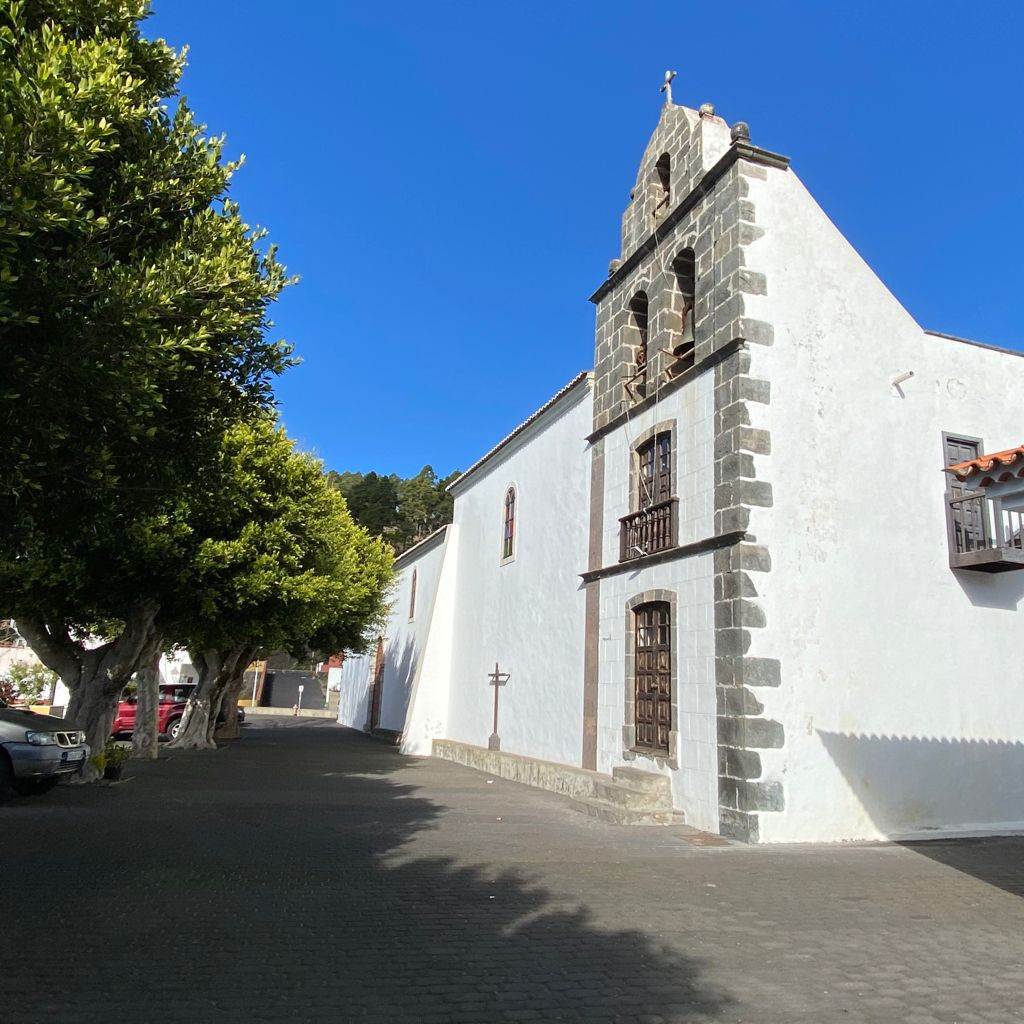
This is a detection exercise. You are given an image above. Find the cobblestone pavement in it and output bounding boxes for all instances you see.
[2,720,1023,1023]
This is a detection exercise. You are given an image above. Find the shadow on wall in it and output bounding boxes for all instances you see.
[381,634,418,731]
[2,727,735,1022]
[819,731,1024,837]
[955,569,1024,611]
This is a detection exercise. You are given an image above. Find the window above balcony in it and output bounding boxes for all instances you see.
[621,430,678,562]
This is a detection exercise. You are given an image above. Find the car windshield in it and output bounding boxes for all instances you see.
[160,686,193,702]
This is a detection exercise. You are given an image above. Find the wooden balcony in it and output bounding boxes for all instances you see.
[947,492,1024,572]
[620,499,678,562]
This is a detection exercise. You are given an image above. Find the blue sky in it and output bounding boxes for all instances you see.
[146,1,1024,478]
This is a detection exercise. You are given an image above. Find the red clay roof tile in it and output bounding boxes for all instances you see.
[946,444,1024,485]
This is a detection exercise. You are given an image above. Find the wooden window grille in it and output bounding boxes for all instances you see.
[634,602,671,753]
[638,432,672,508]
[620,433,676,561]
[408,568,417,621]
[502,486,516,561]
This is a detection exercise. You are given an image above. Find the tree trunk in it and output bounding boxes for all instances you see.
[215,647,258,741]
[132,635,163,760]
[216,679,242,740]
[169,650,221,750]
[65,683,119,780]
[18,602,159,781]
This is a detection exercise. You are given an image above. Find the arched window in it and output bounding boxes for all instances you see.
[626,291,649,400]
[501,486,516,562]
[634,601,671,752]
[408,568,417,621]
[652,154,671,222]
[669,249,696,374]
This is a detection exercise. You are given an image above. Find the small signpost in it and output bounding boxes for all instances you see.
[487,662,510,751]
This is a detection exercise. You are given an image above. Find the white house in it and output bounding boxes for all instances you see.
[337,88,1024,843]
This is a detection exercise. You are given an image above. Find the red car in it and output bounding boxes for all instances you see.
[111,683,245,741]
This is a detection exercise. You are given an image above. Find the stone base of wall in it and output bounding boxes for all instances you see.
[245,706,336,719]
[432,740,604,801]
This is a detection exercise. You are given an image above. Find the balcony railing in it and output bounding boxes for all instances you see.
[947,492,1024,572]
[620,498,678,562]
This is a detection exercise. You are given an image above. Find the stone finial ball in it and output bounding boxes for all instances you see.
[731,121,751,142]
[698,102,715,118]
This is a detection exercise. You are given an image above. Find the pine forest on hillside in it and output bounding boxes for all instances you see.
[327,466,460,555]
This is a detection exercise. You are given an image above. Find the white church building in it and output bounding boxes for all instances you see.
[336,85,1024,844]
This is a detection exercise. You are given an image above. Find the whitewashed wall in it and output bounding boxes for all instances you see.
[336,652,372,730]
[159,651,195,687]
[378,529,448,732]
[443,381,592,766]
[596,372,719,832]
[335,528,449,735]
[400,525,459,754]
[747,166,1024,842]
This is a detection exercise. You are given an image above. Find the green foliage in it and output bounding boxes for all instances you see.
[0,0,294,625]
[102,738,131,768]
[89,738,129,773]
[1,661,57,703]
[343,472,401,539]
[177,420,395,659]
[327,465,458,553]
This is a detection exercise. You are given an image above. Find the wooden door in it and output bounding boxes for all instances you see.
[945,435,986,551]
[634,603,671,753]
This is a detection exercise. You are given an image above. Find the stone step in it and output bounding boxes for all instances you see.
[593,778,670,810]
[611,766,673,796]
[568,795,676,826]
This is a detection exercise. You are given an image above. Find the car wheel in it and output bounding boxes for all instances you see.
[12,776,58,797]
[165,718,182,741]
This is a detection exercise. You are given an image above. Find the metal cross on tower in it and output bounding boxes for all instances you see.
[487,662,510,751]
[661,69,677,106]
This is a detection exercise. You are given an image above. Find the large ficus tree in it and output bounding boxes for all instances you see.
[0,0,294,757]
[169,421,394,750]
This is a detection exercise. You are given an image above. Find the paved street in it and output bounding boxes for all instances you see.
[2,720,1023,1023]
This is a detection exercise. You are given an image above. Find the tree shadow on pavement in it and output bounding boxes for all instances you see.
[1,724,733,1024]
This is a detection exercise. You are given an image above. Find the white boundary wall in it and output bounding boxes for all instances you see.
[335,528,449,736]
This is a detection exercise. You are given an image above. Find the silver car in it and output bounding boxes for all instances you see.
[0,697,89,797]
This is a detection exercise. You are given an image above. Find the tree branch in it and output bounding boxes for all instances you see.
[14,617,81,685]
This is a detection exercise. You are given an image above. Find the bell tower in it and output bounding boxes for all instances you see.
[582,74,791,844]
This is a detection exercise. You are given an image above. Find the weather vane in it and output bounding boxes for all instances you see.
[661,70,677,106]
